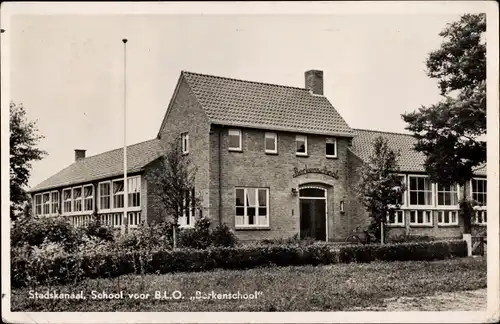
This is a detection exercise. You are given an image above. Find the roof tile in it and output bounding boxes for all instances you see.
[30,138,165,192]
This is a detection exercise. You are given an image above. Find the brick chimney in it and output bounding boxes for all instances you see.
[75,149,86,161]
[305,70,324,95]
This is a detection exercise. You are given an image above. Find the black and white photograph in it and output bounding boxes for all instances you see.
[1,1,499,323]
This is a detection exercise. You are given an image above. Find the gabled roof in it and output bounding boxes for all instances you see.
[350,128,487,176]
[177,71,354,137]
[29,138,165,193]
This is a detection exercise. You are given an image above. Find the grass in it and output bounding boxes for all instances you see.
[10,256,486,312]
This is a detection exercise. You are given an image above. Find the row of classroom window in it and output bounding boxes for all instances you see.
[33,176,142,216]
[181,130,338,157]
[34,175,487,226]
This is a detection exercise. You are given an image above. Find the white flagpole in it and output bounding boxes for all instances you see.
[122,38,128,234]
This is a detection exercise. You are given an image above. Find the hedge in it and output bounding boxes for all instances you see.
[11,240,467,288]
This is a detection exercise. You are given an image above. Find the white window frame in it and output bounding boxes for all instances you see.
[42,192,51,216]
[435,183,460,209]
[181,133,189,155]
[34,193,42,216]
[264,132,278,154]
[83,184,94,212]
[50,190,59,215]
[437,210,459,226]
[296,135,308,156]
[235,187,270,228]
[72,186,83,214]
[386,209,405,227]
[127,176,141,209]
[62,188,72,214]
[470,177,487,208]
[98,176,141,213]
[408,175,434,208]
[325,138,337,158]
[409,210,433,226]
[473,210,487,226]
[98,181,111,212]
[112,179,125,210]
[228,129,242,152]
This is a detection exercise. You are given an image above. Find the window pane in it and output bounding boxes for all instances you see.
[417,211,423,223]
[438,192,444,205]
[236,189,244,206]
[265,137,276,151]
[236,207,245,216]
[246,189,256,206]
[247,207,255,225]
[410,211,416,223]
[299,188,325,198]
[258,189,267,207]
[296,136,306,153]
[228,130,241,149]
[410,177,417,190]
[410,192,417,205]
[326,142,336,156]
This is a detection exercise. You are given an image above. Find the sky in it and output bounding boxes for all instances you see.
[7,11,467,189]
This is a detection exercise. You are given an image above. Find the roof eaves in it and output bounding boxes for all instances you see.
[210,121,355,138]
[29,167,147,194]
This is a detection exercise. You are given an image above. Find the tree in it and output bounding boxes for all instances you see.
[401,13,486,233]
[355,136,406,244]
[10,102,47,219]
[145,137,200,248]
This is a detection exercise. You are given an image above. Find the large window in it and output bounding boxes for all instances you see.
[63,188,72,213]
[128,177,141,208]
[99,176,141,212]
[235,187,269,227]
[438,210,458,226]
[99,182,111,210]
[436,184,458,206]
[471,178,487,206]
[73,186,83,212]
[296,135,308,156]
[51,191,59,214]
[409,210,432,226]
[265,132,277,154]
[179,188,196,228]
[34,194,42,216]
[409,176,432,206]
[228,129,242,151]
[325,138,337,158]
[181,133,189,154]
[84,185,94,212]
[112,180,124,209]
[42,193,51,215]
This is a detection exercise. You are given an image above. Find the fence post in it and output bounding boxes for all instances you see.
[463,233,472,257]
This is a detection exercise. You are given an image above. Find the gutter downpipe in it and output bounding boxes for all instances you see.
[218,127,223,225]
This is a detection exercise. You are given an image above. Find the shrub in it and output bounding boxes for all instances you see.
[178,217,212,249]
[338,240,467,263]
[211,223,238,247]
[117,221,174,250]
[387,234,436,244]
[10,239,467,288]
[79,217,116,242]
[10,216,79,251]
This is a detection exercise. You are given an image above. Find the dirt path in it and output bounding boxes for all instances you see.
[350,289,487,311]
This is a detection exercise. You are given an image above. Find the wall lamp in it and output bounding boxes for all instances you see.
[291,188,298,196]
[340,200,345,214]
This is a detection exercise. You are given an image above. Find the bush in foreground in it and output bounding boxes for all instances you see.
[11,239,467,288]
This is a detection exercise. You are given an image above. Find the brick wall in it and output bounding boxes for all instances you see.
[209,125,352,242]
[157,75,211,220]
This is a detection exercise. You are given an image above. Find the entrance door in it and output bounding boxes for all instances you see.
[299,187,327,241]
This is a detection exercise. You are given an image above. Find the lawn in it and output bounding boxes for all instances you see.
[10,256,486,312]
